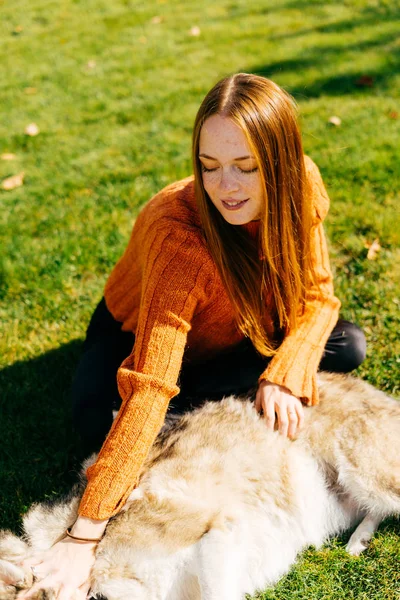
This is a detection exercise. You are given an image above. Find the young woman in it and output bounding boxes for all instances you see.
[19,73,366,600]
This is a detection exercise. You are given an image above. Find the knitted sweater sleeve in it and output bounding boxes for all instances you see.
[78,227,212,519]
[258,159,341,406]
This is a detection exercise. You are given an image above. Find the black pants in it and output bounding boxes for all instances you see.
[71,298,367,455]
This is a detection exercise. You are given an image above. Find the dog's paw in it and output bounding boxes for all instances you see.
[346,535,370,556]
[27,587,87,600]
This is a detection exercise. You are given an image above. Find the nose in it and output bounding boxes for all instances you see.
[219,167,239,193]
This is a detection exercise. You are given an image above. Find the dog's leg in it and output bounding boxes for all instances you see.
[346,513,383,556]
[195,528,243,600]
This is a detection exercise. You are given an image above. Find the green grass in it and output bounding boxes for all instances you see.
[1,0,399,597]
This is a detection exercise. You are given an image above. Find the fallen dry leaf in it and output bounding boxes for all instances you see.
[86,59,96,69]
[151,15,163,24]
[24,87,37,95]
[365,238,381,260]
[1,153,17,161]
[13,25,24,34]
[25,123,40,136]
[328,116,341,126]
[189,26,201,36]
[355,75,374,88]
[1,172,25,191]
[388,111,398,120]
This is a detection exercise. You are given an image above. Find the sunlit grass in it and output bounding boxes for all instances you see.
[1,0,399,597]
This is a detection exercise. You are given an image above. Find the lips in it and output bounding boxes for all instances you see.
[221,198,249,210]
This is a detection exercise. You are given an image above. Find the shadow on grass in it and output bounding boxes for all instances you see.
[266,0,400,38]
[242,1,400,99]
[249,48,399,101]
[0,341,87,531]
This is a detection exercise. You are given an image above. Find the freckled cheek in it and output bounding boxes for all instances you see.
[202,173,219,197]
[247,176,262,199]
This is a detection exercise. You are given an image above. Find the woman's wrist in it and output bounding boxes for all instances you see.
[259,380,292,395]
[70,516,109,539]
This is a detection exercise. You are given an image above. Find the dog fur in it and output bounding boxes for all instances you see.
[0,372,399,599]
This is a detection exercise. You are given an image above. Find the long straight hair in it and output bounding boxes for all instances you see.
[192,73,315,356]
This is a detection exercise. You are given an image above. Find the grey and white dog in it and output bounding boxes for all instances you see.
[0,372,399,600]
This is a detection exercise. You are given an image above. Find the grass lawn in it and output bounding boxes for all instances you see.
[1,0,399,597]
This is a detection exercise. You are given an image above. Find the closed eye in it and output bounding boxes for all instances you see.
[201,165,258,174]
[239,166,258,174]
[201,165,218,173]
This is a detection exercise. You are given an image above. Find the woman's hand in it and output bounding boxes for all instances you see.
[17,516,109,600]
[17,538,95,600]
[255,380,304,439]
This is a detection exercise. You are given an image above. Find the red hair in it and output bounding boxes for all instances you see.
[192,73,314,356]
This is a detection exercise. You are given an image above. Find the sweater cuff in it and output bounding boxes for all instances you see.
[259,355,319,406]
[78,372,176,519]
[258,303,340,406]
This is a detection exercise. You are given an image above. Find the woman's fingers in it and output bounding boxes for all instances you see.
[22,562,44,579]
[286,405,299,439]
[78,581,91,600]
[17,536,96,600]
[58,584,83,600]
[285,399,304,439]
[17,578,89,600]
[17,578,58,600]
[256,381,304,438]
[295,400,305,432]
[22,554,45,569]
[79,581,91,600]
[275,400,289,437]
[263,396,276,430]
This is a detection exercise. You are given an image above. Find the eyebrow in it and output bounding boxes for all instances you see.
[199,153,255,161]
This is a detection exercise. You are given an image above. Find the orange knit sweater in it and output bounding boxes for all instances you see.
[78,156,340,519]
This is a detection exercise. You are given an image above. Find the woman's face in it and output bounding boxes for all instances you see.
[199,114,263,225]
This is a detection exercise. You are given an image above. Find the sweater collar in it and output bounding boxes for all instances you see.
[240,220,260,238]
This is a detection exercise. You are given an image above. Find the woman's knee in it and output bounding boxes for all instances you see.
[345,322,367,369]
[320,320,367,373]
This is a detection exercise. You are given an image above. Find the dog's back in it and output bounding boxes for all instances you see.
[94,395,353,600]
[303,373,400,512]
[0,372,399,600]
